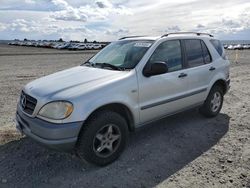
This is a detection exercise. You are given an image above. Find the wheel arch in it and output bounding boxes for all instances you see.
[84,103,135,132]
[211,79,228,95]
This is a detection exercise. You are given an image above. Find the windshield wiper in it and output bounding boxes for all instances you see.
[95,63,123,71]
[83,62,125,71]
[82,61,94,67]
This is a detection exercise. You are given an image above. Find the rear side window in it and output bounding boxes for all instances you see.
[184,39,212,67]
[184,39,204,67]
[201,41,212,63]
[210,39,223,56]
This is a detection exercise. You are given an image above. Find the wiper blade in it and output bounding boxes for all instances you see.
[95,63,122,71]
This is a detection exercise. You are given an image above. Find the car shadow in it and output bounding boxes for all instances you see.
[0,109,229,188]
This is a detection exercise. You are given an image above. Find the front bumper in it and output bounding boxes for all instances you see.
[16,104,83,151]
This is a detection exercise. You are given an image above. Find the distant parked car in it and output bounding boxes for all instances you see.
[86,44,94,50]
[234,44,243,50]
[31,42,37,47]
[76,44,87,50]
[227,45,235,50]
[56,42,70,49]
[243,44,250,49]
[67,43,79,50]
[92,44,102,49]
[42,42,53,48]
[52,43,61,49]
[35,42,44,47]
[26,42,33,46]
[8,42,15,45]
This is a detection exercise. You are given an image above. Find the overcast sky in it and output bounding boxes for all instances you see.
[0,0,250,41]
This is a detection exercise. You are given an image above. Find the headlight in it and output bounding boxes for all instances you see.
[38,101,73,120]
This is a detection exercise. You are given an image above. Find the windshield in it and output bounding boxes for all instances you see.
[85,40,153,70]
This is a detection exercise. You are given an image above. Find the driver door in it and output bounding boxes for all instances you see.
[137,40,190,124]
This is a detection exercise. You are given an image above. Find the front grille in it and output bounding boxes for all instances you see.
[20,91,37,115]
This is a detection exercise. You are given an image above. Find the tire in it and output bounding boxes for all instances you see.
[76,110,128,166]
[199,85,224,117]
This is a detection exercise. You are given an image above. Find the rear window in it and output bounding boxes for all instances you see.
[184,39,210,67]
[210,39,223,56]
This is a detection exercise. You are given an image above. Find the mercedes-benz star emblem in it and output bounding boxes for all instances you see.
[21,94,26,109]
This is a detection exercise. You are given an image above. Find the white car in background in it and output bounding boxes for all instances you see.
[234,44,243,50]
[93,44,102,49]
[56,42,70,49]
[243,44,250,49]
[227,45,235,50]
[76,44,87,50]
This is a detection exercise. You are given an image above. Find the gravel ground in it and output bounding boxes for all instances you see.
[0,44,249,187]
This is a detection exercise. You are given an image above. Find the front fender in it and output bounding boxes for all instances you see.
[68,72,139,126]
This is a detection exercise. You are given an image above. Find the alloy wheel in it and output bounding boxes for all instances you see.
[93,124,121,158]
[210,91,222,112]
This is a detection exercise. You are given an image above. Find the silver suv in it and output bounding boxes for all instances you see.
[16,32,230,166]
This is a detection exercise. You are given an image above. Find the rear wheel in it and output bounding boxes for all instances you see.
[76,111,128,166]
[199,86,223,117]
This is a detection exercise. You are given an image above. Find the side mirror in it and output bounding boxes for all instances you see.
[143,61,168,77]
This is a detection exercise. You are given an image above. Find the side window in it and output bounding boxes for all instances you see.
[210,39,223,56]
[149,40,182,72]
[184,39,204,67]
[201,41,212,63]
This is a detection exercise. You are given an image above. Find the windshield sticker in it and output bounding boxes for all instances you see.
[134,43,152,48]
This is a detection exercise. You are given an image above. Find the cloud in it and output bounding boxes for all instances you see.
[0,0,62,11]
[95,0,113,8]
[9,19,36,33]
[165,26,181,33]
[50,0,132,22]
[105,28,129,36]
[196,24,205,29]
[0,0,250,41]
[0,22,7,31]
[51,0,69,9]
[52,7,88,22]
[192,9,250,36]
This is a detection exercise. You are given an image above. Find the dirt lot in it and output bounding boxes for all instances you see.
[0,44,249,188]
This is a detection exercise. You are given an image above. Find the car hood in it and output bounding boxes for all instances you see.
[24,66,128,99]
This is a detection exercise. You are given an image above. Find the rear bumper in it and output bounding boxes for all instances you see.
[16,104,83,151]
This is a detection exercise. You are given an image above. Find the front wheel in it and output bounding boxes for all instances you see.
[76,111,128,166]
[199,86,224,117]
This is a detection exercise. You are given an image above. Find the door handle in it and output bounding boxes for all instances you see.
[209,66,216,71]
[178,73,187,78]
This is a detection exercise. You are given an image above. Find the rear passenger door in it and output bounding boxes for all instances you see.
[183,39,214,103]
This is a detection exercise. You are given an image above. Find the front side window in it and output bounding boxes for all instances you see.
[87,40,153,70]
[148,40,183,72]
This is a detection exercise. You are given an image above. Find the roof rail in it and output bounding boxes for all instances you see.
[119,36,146,40]
[161,32,213,38]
